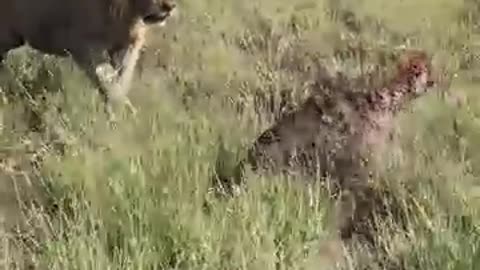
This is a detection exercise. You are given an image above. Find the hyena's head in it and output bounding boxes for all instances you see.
[396,49,436,97]
[134,0,177,26]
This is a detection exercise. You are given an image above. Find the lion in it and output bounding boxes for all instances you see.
[0,0,177,123]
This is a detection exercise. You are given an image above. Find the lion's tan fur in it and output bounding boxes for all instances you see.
[109,21,148,115]
[109,0,132,20]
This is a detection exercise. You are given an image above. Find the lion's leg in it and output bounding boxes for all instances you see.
[0,55,7,134]
[71,49,118,124]
[0,38,22,108]
[108,43,142,117]
[0,34,22,73]
[0,31,24,63]
[107,24,147,117]
[0,53,7,84]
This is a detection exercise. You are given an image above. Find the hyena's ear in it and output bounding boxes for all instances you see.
[398,57,410,73]
[395,49,429,74]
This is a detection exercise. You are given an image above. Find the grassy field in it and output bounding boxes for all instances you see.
[1,0,480,269]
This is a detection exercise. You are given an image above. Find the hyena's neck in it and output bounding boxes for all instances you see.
[359,74,416,115]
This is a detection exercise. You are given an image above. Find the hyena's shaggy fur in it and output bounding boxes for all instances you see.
[213,50,436,249]
[216,50,434,193]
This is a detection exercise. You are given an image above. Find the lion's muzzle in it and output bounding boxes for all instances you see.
[142,1,176,25]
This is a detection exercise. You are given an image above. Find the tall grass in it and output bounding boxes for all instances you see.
[0,0,479,269]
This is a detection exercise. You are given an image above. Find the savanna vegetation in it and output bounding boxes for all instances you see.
[1,0,480,269]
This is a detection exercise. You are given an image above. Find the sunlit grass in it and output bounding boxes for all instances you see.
[0,0,479,269]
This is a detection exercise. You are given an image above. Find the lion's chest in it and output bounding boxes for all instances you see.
[16,0,128,54]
